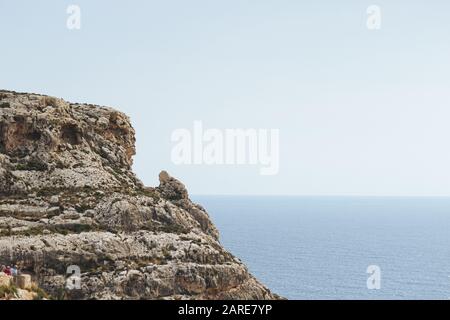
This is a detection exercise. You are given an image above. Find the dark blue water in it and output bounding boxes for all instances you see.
[192,196,450,300]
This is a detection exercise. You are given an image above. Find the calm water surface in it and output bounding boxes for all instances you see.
[193,196,450,299]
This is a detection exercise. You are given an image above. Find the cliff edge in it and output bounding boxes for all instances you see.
[0,90,279,300]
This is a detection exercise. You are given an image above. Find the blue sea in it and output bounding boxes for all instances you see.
[192,196,450,300]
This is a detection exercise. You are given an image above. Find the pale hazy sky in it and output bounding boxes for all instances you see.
[1,1,450,196]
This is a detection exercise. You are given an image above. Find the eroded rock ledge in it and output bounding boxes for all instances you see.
[0,90,279,300]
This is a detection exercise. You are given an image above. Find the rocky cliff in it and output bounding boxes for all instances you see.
[0,90,279,300]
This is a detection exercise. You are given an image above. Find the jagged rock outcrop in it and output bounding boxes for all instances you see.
[0,90,279,300]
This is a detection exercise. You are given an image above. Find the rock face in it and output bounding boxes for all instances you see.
[0,90,279,300]
[0,273,40,300]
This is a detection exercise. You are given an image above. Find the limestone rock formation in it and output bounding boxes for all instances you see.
[0,90,279,300]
